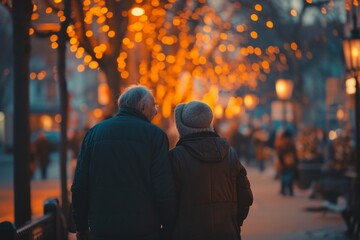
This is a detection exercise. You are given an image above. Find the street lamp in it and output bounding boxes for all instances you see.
[244,94,258,111]
[131,7,145,17]
[275,79,294,127]
[243,94,258,126]
[342,9,360,209]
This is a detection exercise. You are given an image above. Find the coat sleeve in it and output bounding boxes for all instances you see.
[151,130,177,237]
[71,130,92,232]
[231,148,253,227]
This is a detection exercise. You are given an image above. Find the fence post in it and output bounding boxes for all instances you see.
[0,221,16,240]
[44,198,61,240]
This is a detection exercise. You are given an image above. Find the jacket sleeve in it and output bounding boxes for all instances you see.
[151,130,177,238]
[232,148,253,227]
[71,130,92,232]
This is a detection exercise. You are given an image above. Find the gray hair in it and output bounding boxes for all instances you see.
[117,85,152,111]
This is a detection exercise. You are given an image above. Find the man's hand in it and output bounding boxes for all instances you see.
[76,230,89,240]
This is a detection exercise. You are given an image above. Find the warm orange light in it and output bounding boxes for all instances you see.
[46,7,53,14]
[54,114,62,123]
[219,44,226,52]
[261,61,269,69]
[220,33,227,40]
[108,31,115,38]
[173,18,181,26]
[254,4,262,11]
[236,25,245,32]
[196,56,205,65]
[266,21,273,28]
[244,94,258,110]
[77,64,85,72]
[203,25,212,33]
[290,9,297,16]
[166,55,176,63]
[250,31,258,39]
[51,42,58,49]
[336,108,344,121]
[50,34,58,42]
[40,115,53,130]
[275,79,294,100]
[93,108,103,119]
[254,47,262,55]
[30,72,37,80]
[89,61,99,69]
[214,105,223,119]
[121,71,129,79]
[106,12,114,18]
[290,42,298,50]
[98,83,110,105]
[250,14,258,21]
[346,77,356,94]
[131,7,145,16]
[37,71,46,80]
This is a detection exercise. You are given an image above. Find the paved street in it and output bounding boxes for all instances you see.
[0,153,353,239]
[242,164,349,240]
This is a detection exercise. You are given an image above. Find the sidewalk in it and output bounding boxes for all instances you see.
[242,165,350,240]
[0,152,74,223]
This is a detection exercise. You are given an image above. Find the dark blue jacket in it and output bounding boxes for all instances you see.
[71,107,176,240]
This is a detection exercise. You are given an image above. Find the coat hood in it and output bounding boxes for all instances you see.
[176,132,230,162]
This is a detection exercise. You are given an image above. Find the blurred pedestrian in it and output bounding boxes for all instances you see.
[230,124,252,165]
[252,127,269,172]
[29,142,36,179]
[68,129,84,181]
[169,101,253,240]
[71,85,176,240]
[34,132,52,180]
[275,130,298,196]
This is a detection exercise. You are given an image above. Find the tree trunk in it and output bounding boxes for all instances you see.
[12,0,33,228]
[57,0,71,233]
[103,59,122,114]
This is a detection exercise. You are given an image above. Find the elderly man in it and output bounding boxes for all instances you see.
[71,85,176,240]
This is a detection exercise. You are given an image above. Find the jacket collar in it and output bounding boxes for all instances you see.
[177,131,219,146]
[116,106,150,123]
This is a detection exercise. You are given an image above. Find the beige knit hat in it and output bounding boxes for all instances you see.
[174,101,214,137]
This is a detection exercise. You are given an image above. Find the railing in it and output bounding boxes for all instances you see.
[0,198,63,240]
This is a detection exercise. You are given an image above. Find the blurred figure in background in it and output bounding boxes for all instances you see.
[230,124,253,165]
[275,130,298,196]
[68,129,85,181]
[252,127,269,172]
[34,132,53,180]
[29,142,36,179]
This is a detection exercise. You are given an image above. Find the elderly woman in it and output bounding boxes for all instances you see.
[169,101,253,240]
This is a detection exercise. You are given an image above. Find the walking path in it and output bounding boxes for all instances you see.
[0,153,352,239]
[242,165,350,240]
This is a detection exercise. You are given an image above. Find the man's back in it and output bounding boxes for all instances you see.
[72,106,175,240]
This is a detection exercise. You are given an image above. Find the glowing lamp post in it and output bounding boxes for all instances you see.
[275,79,293,127]
[343,9,360,209]
[131,7,145,17]
[244,94,258,111]
[243,94,258,126]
